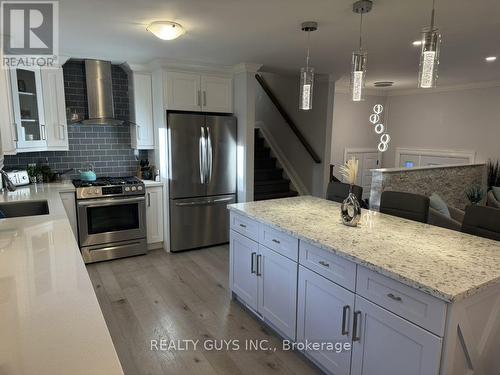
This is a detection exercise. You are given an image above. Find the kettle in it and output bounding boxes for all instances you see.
[78,163,97,181]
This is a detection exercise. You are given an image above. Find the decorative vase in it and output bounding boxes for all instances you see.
[341,186,361,227]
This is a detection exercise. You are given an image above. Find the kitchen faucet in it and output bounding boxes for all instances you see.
[0,169,16,192]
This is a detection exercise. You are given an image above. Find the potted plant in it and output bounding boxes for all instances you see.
[465,184,484,205]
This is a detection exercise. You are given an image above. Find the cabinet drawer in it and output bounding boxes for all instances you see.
[230,213,259,242]
[259,226,298,261]
[356,267,447,336]
[299,241,356,292]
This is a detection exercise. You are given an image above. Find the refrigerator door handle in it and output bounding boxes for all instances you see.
[199,127,206,184]
[174,197,233,207]
[206,126,213,183]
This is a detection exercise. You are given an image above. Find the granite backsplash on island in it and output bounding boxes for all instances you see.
[3,61,147,179]
[369,163,487,210]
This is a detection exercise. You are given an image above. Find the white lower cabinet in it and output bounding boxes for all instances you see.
[297,265,354,375]
[230,229,298,339]
[258,244,297,339]
[351,295,442,375]
[146,185,164,245]
[230,230,259,311]
[59,192,77,240]
[229,212,450,375]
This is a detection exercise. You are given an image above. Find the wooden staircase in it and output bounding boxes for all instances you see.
[254,128,298,201]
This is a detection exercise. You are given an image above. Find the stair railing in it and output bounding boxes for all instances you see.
[255,74,321,164]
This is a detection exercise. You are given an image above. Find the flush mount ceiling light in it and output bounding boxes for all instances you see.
[485,56,497,62]
[350,0,373,102]
[412,40,423,46]
[147,21,185,40]
[417,0,441,88]
[299,21,318,111]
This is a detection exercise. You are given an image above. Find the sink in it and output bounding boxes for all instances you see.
[0,200,49,218]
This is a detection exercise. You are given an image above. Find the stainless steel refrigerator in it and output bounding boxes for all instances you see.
[167,112,237,252]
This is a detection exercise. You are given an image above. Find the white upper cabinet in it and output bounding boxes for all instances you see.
[42,68,69,150]
[3,66,68,154]
[201,75,232,113]
[165,72,202,112]
[10,67,47,150]
[0,68,17,155]
[165,71,232,113]
[129,72,154,150]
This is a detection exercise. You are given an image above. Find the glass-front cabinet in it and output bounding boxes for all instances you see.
[10,67,47,150]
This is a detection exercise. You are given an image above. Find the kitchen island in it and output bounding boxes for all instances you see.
[0,183,123,375]
[228,196,500,375]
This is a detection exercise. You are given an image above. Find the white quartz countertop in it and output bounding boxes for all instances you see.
[0,183,123,375]
[140,179,163,187]
[228,196,500,303]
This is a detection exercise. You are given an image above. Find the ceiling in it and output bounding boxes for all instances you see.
[59,0,500,90]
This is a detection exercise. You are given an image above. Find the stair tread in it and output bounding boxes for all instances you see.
[254,178,290,186]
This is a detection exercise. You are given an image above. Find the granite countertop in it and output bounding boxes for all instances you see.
[228,196,500,303]
[0,183,123,375]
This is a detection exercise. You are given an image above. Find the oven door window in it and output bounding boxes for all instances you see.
[87,203,139,234]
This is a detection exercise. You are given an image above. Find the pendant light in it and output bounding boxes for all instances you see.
[299,21,318,111]
[350,1,372,102]
[418,0,441,88]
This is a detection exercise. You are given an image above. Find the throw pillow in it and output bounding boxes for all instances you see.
[429,192,451,218]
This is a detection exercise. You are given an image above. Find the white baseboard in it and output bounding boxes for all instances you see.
[255,123,310,196]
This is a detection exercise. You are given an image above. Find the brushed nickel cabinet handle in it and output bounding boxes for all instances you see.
[256,254,262,276]
[341,305,350,336]
[318,260,330,268]
[250,252,257,274]
[353,310,362,342]
[41,124,46,140]
[12,123,18,141]
[272,239,281,244]
[239,223,247,228]
[197,90,201,106]
[387,293,402,302]
[147,192,151,207]
[203,91,207,106]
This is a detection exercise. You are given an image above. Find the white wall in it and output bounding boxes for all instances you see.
[330,91,386,179]
[383,86,500,167]
[255,72,334,197]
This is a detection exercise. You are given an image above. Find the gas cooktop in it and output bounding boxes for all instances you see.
[72,176,143,188]
[73,176,145,199]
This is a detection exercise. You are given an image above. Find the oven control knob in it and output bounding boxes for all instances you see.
[125,187,130,192]
[131,186,137,191]
[94,188,99,194]
[138,186,143,191]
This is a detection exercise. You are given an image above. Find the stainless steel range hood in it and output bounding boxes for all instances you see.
[82,59,123,125]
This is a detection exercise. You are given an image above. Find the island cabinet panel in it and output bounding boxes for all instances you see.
[230,230,259,311]
[356,266,447,336]
[258,245,298,340]
[299,241,357,292]
[351,295,442,375]
[259,225,299,261]
[297,265,354,375]
[230,212,259,241]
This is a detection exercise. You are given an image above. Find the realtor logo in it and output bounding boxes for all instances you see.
[1,1,59,68]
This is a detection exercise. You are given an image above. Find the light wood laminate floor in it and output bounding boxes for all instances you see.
[86,245,321,375]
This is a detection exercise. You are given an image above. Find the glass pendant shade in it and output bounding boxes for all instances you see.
[299,67,314,110]
[418,28,441,88]
[350,51,367,102]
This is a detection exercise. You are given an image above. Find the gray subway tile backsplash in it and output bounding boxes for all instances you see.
[3,61,147,179]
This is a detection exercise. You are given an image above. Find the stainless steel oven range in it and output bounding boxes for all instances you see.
[73,177,147,263]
